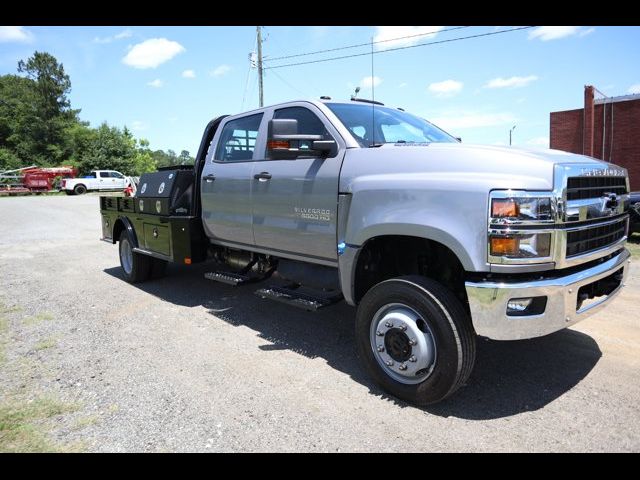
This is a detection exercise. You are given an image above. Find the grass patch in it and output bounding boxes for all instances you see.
[34,338,56,351]
[23,312,54,325]
[0,303,22,315]
[0,397,79,452]
[71,415,99,431]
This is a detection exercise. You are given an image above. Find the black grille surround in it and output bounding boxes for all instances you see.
[566,218,627,258]
[566,176,628,200]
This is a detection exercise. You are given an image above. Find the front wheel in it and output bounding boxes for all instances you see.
[73,184,87,195]
[356,276,476,405]
[119,231,152,283]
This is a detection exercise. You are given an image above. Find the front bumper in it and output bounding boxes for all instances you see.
[465,248,630,340]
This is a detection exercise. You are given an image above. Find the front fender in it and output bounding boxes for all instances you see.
[343,187,489,273]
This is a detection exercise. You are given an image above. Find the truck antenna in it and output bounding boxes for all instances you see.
[371,36,376,147]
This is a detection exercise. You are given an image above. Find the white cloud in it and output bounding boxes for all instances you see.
[526,136,550,147]
[359,76,382,89]
[115,29,132,40]
[485,75,538,89]
[398,82,408,88]
[182,69,196,78]
[94,28,132,44]
[0,26,33,43]
[430,111,516,130]
[579,27,595,37]
[628,84,640,94]
[210,64,231,77]
[528,26,583,41]
[147,79,163,88]
[373,26,444,49]
[428,79,463,98]
[122,38,185,69]
[131,120,147,131]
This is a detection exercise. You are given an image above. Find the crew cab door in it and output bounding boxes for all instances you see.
[200,112,265,245]
[251,104,344,262]
[97,171,112,190]
[110,171,126,190]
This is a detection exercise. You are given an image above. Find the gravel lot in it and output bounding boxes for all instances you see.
[1,194,639,452]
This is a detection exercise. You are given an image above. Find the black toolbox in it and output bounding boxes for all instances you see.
[136,166,195,216]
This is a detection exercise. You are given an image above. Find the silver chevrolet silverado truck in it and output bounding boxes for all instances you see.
[100,98,631,405]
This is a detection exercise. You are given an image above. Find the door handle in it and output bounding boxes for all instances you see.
[254,172,272,181]
[203,175,216,183]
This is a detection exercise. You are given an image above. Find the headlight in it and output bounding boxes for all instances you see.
[488,191,555,264]
[489,233,551,258]
[491,197,552,223]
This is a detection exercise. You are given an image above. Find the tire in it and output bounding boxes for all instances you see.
[150,258,168,279]
[355,275,476,405]
[73,184,87,195]
[118,230,152,283]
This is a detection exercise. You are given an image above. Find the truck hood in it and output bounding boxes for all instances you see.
[340,143,622,193]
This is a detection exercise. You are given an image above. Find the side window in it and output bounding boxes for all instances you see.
[87,172,97,178]
[99,171,110,178]
[214,113,263,162]
[111,172,124,179]
[271,107,331,158]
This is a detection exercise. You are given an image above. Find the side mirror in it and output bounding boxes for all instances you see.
[268,119,337,159]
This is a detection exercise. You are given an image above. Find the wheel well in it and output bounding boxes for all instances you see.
[353,235,469,311]
[112,219,126,245]
[74,183,86,190]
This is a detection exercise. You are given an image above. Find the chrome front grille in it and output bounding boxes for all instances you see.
[566,217,627,258]
[566,176,628,200]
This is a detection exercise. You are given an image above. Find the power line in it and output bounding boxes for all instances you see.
[264,26,471,62]
[265,26,535,70]
[241,35,258,111]
[268,69,309,97]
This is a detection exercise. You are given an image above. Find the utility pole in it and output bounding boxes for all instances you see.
[256,26,264,107]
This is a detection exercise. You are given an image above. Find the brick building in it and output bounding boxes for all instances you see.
[550,85,640,190]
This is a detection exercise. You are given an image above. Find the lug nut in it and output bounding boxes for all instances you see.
[565,316,571,322]
[408,339,417,346]
[386,360,393,366]
[399,364,407,371]
[385,321,393,328]
[409,356,416,362]
[399,325,407,331]
[568,288,573,293]
[377,346,384,352]
[376,330,384,336]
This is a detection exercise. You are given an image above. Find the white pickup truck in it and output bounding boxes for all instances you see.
[62,170,127,195]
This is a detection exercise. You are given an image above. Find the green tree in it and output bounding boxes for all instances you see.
[179,149,192,164]
[0,74,38,165]
[15,51,79,165]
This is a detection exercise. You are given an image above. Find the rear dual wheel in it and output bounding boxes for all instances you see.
[356,276,476,405]
[118,231,167,283]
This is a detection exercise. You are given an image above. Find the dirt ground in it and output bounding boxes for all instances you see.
[0,194,639,452]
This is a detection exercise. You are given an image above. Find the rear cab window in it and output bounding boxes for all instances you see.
[214,113,264,162]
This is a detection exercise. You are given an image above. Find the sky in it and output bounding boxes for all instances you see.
[1,25,639,155]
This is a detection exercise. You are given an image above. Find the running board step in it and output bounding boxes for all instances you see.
[254,285,343,311]
[204,271,257,286]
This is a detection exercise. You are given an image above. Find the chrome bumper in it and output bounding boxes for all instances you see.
[465,249,630,340]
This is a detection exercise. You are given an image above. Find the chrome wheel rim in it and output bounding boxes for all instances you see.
[369,303,437,384]
[120,238,133,275]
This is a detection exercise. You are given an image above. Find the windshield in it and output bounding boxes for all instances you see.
[325,103,457,147]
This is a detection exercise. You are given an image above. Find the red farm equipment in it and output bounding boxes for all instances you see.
[0,165,78,195]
